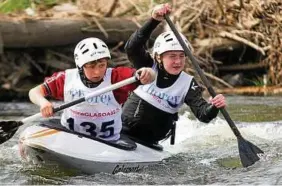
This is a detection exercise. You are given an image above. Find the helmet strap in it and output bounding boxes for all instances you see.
[154,54,170,79]
[77,66,103,88]
[155,54,163,70]
[154,54,182,82]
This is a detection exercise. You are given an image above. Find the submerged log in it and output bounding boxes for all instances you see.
[0,17,163,48]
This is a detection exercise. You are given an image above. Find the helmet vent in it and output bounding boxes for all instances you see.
[166,38,173,42]
[93,43,97,49]
[82,49,89,54]
[80,44,85,50]
[164,33,170,38]
[74,37,111,67]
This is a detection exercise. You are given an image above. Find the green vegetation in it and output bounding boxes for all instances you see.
[0,0,30,13]
[0,0,173,14]
[0,0,64,13]
[245,75,266,87]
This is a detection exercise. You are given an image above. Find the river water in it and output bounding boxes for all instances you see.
[1,96,282,185]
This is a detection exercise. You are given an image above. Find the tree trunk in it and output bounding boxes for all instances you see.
[0,17,163,48]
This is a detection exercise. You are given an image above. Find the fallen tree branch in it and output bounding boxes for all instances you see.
[195,37,242,56]
[91,16,109,38]
[47,49,74,62]
[219,31,266,55]
[239,0,244,9]
[182,5,206,31]
[124,0,144,15]
[104,0,119,17]
[185,67,233,88]
[216,0,225,17]
[23,53,43,73]
[231,30,265,39]
[218,62,268,71]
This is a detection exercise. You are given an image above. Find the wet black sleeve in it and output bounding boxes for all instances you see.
[125,18,161,69]
[184,79,219,123]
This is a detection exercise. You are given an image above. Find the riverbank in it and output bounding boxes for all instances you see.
[0,0,281,100]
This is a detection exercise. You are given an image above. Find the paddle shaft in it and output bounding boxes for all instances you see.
[22,76,138,124]
[164,15,242,138]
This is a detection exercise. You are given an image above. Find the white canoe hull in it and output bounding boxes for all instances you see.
[19,123,170,174]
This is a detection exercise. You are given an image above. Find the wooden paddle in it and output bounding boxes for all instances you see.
[164,14,264,167]
[0,76,138,144]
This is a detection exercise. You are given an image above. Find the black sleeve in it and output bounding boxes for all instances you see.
[125,18,161,69]
[184,79,219,123]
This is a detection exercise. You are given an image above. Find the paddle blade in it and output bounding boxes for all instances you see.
[0,121,23,144]
[238,137,264,167]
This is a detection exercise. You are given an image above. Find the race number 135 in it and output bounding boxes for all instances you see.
[67,118,114,138]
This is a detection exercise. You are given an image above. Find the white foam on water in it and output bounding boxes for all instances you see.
[160,111,236,154]
[160,111,282,155]
[237,121,282,141]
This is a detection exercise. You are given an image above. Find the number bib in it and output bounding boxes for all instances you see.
[134,71,192,113]
[61,68,122,141]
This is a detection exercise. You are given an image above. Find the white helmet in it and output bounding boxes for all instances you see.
[152,31,193,57]
[74,37,111,68]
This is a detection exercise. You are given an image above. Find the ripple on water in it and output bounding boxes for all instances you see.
[1,97,282,184]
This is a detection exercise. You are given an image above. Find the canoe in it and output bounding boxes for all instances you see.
[19,118,170,174]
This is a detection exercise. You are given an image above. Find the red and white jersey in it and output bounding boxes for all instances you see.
[42,67,137,104]
[42,67,137,141]
[61,68,121,141]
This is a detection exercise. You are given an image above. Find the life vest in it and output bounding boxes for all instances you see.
[61,68,122,141]
[134,71,193,113]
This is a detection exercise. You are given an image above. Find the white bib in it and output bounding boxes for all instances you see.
[61,68,122,141]
[134,71,192,113]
